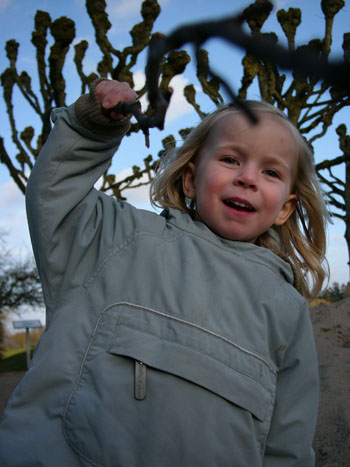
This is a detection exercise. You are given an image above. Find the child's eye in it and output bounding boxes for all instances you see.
[221,156,238,165]
[264,169,280,178]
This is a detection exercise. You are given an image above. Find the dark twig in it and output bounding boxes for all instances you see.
[108,3,350,145]
[112,101,151,147]
[112,88,173,147]
[140,12,350,135]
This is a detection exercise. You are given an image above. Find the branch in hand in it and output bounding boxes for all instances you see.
[111,92,173,148]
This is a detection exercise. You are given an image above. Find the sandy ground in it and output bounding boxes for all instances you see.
[0,298,349,466]
[311,297,350,466]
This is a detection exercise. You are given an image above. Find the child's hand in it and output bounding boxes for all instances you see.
[95,80,138,120]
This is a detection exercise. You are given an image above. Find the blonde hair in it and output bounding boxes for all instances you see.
[150,101,328,299]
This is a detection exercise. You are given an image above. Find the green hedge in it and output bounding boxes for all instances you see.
[0,348,33,372]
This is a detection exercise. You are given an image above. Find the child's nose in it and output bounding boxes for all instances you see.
[233,167,258,190]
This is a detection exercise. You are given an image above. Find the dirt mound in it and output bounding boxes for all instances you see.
[311,296,350,466]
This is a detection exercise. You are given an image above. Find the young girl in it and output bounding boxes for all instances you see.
[0,79,327,466]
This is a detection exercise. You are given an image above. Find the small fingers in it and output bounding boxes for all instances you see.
[96,80,137,110]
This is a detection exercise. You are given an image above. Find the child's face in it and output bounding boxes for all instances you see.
[182,112,298,243]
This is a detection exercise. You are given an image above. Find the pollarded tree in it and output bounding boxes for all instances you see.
[1,0,350,268]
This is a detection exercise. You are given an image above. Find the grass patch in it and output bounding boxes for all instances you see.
[0,348,33,373]
[3,348,26,359]
[310,298,330,307]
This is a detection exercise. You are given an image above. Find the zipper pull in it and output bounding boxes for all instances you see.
[134,361,147,400]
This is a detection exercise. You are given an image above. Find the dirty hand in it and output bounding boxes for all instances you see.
[95,80,138,120]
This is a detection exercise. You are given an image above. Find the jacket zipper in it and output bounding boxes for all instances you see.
[134,360,147,400]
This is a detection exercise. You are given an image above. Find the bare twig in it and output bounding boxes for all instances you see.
[118,6,350,138]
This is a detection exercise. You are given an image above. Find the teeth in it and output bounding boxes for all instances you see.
[233,201,249,208]
[225,199,254,211]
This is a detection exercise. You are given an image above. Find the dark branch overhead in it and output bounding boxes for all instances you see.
[121,0,350,135]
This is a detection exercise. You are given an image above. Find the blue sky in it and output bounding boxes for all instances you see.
[0,0,349,327]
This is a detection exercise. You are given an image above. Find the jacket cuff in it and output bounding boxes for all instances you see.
[74,78,131,137]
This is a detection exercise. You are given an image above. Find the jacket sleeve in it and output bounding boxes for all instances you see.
[25,85,135,318]
[263,303,319,467]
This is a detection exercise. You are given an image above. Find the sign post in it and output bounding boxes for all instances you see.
[12,320,42,369]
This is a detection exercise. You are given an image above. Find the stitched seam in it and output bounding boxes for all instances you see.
[83,231,138,288]
[63,308,107,453]
[112,322,271,389]
[108,301,276,374]
[31,135,84,302]
[83,230,184,289]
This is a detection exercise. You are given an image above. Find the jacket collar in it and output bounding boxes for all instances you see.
[161,207,295,287]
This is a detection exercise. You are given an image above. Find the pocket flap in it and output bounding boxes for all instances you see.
[108,304,275,422]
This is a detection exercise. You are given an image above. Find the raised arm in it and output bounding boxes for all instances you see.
[26,80,138,316]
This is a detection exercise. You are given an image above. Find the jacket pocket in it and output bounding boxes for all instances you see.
[63,302,276,467]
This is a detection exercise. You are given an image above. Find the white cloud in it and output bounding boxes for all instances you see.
[132,70,195,124]
[0,178,25,208]
[133,70,146,89]
[326,227,349,286]
[123,184,152,208]
[133,70,149,111]
[273,0,293,8]
[165,74,195,124]
[106,0,170,20]
[0,0,11,13]
[107,0,143,20]
[0,178,31,256]
[106,0,172,19]
[0,208,31,260]
[99,166,153,209]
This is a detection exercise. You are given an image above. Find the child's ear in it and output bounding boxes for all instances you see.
[182,162,197,199]
[274,194,298,226]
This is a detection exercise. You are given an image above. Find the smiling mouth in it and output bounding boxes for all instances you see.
[223,199,255,212]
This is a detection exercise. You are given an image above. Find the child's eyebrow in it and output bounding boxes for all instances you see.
[261,155,291,171]
[215,142,245,153]
[216,143,292,172]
